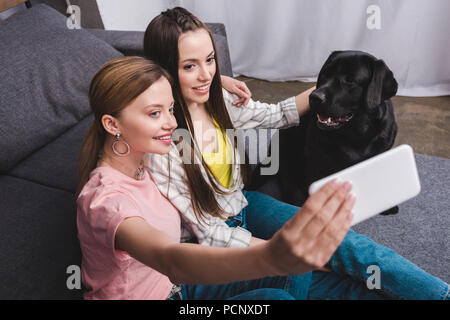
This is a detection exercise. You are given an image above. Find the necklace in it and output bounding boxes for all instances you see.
[98,153,145,181]
[135,160,145,180]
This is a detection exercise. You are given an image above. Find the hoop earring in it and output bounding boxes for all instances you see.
[112,133,130,157]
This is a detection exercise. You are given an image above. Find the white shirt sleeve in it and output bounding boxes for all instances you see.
[222,89,300,129]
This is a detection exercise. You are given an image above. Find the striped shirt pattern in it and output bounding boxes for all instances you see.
[145,89,300,248]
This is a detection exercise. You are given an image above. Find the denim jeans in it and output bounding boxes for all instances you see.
[176,191,448,300]
[240,190,450,300]
[176,277,296,300]
[177,191,423,300]
[177,270,388,300]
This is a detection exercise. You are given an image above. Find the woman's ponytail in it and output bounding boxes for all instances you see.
[76,121,105,196]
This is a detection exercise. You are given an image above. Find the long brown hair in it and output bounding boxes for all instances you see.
[76,56,173,196]
[144,7,249,223]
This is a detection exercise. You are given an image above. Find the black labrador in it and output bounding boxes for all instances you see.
[249,50,399,214]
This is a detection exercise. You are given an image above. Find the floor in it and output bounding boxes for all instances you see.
[237,76,450,159]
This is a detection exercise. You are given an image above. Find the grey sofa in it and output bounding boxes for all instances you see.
[0,3,448,300]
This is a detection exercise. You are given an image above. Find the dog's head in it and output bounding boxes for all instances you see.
[309,50,398,131]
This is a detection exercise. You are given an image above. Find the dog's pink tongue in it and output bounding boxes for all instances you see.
[318,114,331,122]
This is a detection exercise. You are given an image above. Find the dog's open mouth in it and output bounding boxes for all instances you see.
[316,113,354,129]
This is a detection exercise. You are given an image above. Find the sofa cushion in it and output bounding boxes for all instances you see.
[9,115,94,192]
[0,4,122,173]
[0,176,82,299]
[86,29,146,56]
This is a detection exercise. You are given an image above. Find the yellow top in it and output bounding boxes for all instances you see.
[201,119,233,189]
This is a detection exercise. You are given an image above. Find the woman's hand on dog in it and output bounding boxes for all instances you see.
[295,86,316,117]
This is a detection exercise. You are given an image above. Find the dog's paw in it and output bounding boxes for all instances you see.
[380,206,399,215]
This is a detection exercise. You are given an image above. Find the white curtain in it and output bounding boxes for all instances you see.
[97,0,450,97]
[96,0,180,31]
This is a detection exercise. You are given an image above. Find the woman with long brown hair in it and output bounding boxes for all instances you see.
[76,56,367,300]
[142,7,449,300]
[144,6,314,247]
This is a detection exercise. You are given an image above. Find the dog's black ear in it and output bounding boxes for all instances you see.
[366,59,398,112]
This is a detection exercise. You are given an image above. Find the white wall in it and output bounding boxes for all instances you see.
[96,0,181,31]
[95,0,450,97]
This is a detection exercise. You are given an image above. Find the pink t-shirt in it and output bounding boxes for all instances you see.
[76,166,181,300]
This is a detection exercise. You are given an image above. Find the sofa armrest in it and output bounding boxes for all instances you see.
[86,25,233,77]
[205,23,233,76]
[205,23,227,38]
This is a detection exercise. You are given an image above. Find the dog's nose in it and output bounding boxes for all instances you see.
[310,90,326,105]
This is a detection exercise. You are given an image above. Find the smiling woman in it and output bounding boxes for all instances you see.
[76,56,176,195]
[178,29,217,107]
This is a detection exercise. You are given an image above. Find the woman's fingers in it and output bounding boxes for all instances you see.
[232,97,245,106]
[232,82,251,106]
[325,192,355,240]
[221,76,251,106]
[287,179,340,230]
[238,82,251,101]
[313,193,355,263]
[301,181,353,241]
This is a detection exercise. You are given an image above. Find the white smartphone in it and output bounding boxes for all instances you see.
[308,144,421,226]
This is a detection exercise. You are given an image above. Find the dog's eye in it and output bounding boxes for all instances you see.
[342,76,356,85]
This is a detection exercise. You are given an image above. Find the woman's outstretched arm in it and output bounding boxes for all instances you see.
[115,180,354,285]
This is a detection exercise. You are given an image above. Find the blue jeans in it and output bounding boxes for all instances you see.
[177,277,296,300]
[240,190,450,300]
[177,271,387,300]
[176,191,448,300]
[179,190,439,300]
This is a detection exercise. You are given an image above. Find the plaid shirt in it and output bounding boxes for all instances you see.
[144,89,300,248]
